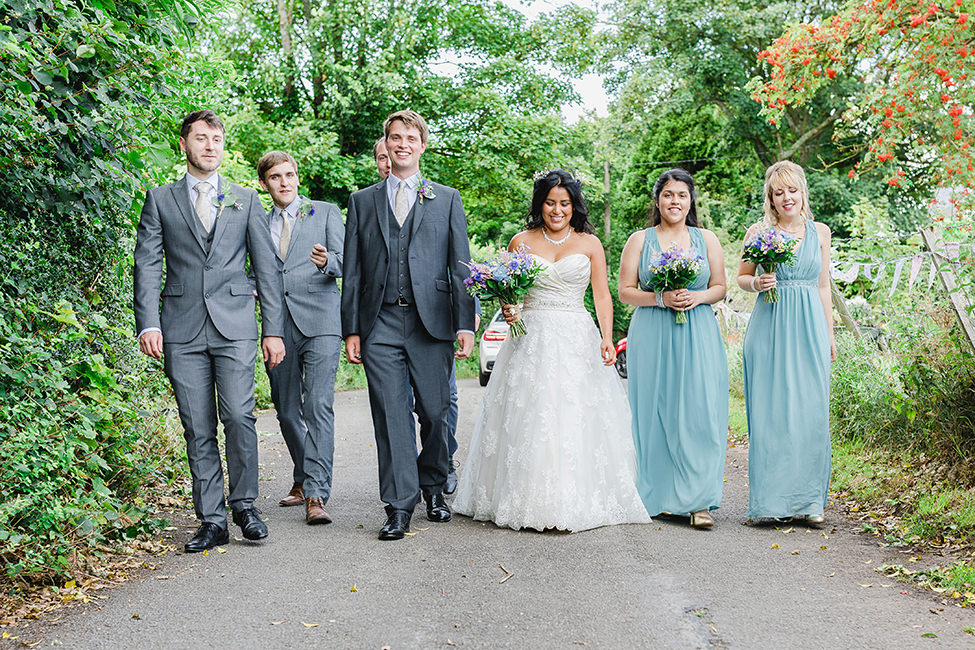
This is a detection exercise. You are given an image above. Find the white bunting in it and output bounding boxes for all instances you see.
[908,254,924,291]
[888,258,906,297]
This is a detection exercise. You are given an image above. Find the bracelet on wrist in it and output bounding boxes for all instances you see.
[655,292,664,308]
[750,276,759,292]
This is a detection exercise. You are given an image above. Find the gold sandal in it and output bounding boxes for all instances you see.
[690,510,714,528]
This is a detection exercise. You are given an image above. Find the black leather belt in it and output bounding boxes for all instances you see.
[394,295,410,306]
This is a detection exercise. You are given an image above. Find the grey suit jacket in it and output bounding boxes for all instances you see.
[133,175,284,343]
[341,178,475,341]
[268,198,344,338]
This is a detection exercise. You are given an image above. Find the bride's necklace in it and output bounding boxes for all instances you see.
[543,227,571,246]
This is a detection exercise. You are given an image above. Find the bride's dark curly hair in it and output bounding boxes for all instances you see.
[525,169,594,234]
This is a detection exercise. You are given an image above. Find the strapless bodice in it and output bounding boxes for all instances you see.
[522,253,591,313]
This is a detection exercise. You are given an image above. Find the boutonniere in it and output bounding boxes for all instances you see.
[298,199,315,221]
[212,190,244,218]
[417,179,436,204]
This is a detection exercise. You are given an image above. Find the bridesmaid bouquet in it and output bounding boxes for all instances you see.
[647,244,704,324]
[464,246,541,337]
[741,226,798,303]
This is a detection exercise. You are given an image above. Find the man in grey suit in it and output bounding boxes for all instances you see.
[134,110,285,553]
[344,111,475,540]
[256,150,344,525]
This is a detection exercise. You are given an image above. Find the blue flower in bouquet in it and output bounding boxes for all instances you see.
[463,245,542,337]
[741,224,798,303]
[646,243,704,324]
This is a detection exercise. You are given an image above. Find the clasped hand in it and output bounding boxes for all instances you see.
[662,289,701,312]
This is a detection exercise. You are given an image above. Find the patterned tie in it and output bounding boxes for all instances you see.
[194,181,212,231]
[394,181,409,227]
[279,210,292,258]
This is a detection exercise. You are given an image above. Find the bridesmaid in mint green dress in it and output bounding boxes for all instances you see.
[738,161,836,525]
[619,169,729,528]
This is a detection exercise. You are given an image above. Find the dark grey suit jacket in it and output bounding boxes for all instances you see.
[268,199,344,338]
[341,178,475,341]
[133,175,283,343]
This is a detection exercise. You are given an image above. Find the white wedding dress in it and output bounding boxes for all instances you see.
[453,253,651,532]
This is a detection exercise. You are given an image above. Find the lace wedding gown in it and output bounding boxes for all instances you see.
[453,253,651,532]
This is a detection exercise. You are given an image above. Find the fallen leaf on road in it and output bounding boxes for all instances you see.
[921,632,938,638]
[155,576,170,580]
[132,613,141,619]
[301,622,319,628]
[860,584,873,588]
[202,550,209,556]
[216,548,227,554]
[270,621,284,625]
[446,640,457,647]
[824,572,835,577]
[863,559,872,564]
[403,532,417,536]
[820,531,829,538]
[350,584,358,592]
[499,564,514,584]
[770,544,780,549]
[791,550,800,555]
[782,527,794,534]
[820,546,827,550]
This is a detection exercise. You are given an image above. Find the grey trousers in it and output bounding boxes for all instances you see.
[164,316,259,528]
[361,303,453,511]
[267,311,340,501]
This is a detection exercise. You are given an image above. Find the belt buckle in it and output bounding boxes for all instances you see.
[395,295,409,307]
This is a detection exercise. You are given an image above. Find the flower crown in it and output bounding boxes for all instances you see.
[531,168,584,185]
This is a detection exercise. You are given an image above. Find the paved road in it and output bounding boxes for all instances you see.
[6,379,975,649]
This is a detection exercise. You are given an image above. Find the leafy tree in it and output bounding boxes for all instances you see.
[206,0,597,241]
[600,0,856,168]
[747,0,975,190]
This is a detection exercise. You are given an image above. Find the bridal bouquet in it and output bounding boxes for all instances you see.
[741,226,798,303]
[464,246,541,337]
[646,244,704,324]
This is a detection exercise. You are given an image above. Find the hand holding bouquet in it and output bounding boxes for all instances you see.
[647,244,704,324]
[741,226,798,302]
[464,246,541,337]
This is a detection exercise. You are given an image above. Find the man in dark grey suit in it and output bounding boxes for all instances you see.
[257,150,344,525]
[372,137,480,495]
[344,111,475,540]
[134,110,285,553]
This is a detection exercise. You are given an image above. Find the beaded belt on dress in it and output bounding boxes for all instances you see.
[773,279,818,287]
[522,297,588,312]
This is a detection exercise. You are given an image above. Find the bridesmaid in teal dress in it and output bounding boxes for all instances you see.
[619,168,729,528]
[737,161,836,526]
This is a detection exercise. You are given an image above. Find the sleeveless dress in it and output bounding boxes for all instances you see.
[627,227,728,516]
[453,253,651,532]
[743,220,831,518]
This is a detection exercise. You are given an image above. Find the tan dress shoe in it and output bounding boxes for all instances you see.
[305,497,332,525]
[279,482,304,507]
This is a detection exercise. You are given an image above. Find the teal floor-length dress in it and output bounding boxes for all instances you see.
[627,226,728,516]
[743,220,831,518]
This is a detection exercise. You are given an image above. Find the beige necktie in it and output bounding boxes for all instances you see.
[279,210,292,258]
[195,181,212,231]
[394,181,409,227]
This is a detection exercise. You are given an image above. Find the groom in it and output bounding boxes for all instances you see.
[343,110,475,540]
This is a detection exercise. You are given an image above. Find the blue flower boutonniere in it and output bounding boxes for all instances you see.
[212,191,244,218]
[417,179,436,204]
[298,199,315,221]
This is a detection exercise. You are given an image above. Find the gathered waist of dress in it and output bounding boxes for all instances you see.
[522,296,588,313]
[773,279,819,288]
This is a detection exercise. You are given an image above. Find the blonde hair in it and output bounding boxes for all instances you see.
[762,160,813,226]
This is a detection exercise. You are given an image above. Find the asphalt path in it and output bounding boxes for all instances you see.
[7,378,975,649]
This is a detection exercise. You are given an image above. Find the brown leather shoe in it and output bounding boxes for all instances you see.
[305,497,332,525]
[279,482,304,507]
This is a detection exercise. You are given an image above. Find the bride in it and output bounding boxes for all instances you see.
[453,170,651,532]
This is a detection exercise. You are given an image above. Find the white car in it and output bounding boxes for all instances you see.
[478,309,509,386]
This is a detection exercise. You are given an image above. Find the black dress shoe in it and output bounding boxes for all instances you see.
[232,507,268,540]
[379,509,411,540]
[444,466,458,495]
[184,522,229,553]
[424,492,452,522]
